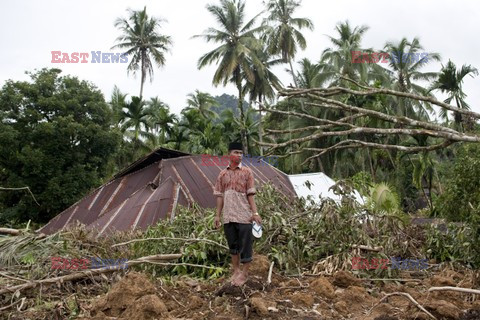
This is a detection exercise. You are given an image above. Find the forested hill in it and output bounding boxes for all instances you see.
[213,94,259,122]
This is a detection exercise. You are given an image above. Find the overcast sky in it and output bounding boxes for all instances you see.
[0,0,479,117]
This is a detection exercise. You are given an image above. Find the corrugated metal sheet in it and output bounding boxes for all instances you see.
[39,149,296,236]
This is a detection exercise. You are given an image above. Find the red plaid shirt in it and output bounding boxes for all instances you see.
[213,162,256,224]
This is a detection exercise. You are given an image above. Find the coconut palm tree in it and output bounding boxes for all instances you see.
[429,60,478,130]
[262,0,313,87]
[296,58,326,88]
[185,90,219,119]
[109,85,128,126]
[112,6,172,99]
[319,21,371,84]
[243,46,283,155]
[119,96,151,146]
[195,0,265,154]
[220,108,243,144]
[146,97,178,146]
[167,124,190,151]
[384,37,440,119]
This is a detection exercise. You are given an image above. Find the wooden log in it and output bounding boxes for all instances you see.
[0,228,21,236]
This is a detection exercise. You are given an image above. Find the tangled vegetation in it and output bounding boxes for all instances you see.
[1,182,479,290]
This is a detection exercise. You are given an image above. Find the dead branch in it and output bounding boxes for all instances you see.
[281,80,480,120]
[146,261,222,270]
[259,126,475,148]
[111,237,228,250]
[428,286,480,295]
[363,278,422,282]
[0,253,182,295]
[0,272,30,283]
[304,98,461,134]
[0,228,21,236]
[299,140,453,166]
[351,244,383,252]
[258,80,480,161]
[267,261,274,284]
[373,292,437,319]
[0,186,40,206]
[0,297,26,311]
[265,113,365,134]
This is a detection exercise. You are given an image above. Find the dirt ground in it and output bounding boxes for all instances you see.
[4,255,480,320]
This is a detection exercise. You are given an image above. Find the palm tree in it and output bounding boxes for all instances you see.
[243,46,283,155]
[296,58,331,88]
[429,60,478,130]
[319,20,371,84]
[185,90,219,119]
[146,97,178,146]
[220,108,242,144]
[195,0,265,154]
[112,6,172,99]
[109,85,128,126]
[384,37,440,119]
[168,124,190,151]
[119,96,151,145]
[263,0,313,87]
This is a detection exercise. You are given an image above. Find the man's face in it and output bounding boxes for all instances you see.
[229,149,243,163]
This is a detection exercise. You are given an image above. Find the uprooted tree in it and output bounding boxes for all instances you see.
[256,77,480,168]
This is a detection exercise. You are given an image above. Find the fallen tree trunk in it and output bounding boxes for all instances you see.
[0,253,182,295]
[0,228,21,236]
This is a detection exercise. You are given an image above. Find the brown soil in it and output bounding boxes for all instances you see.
[4,254,480,320]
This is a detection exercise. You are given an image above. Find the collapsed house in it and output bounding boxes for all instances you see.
[39,148,297,236]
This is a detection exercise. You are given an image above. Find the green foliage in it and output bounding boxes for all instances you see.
[351,171,373,196]
[0,68,121,224]
[425,222,480,268]
[131,204,229,279]
[127,183,423,278]
[435,143,480,222]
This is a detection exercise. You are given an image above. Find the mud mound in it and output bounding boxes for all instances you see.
[424,299,461,319]
[333,270,361,288]
[310,277,335,299]
[250,254,271,277]
[90,272,168,319]
[431,275,457,287]
[6,267,480,320]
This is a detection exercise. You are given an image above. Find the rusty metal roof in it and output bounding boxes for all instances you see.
[39,150,296,236]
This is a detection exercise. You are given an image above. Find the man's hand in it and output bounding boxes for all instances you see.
[214,215,221,229]
[250,214,262,225]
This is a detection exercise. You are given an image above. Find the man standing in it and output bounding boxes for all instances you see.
[214,142,262,286]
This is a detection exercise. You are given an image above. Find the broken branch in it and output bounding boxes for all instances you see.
[428,286,480,295]
[375,292,437,320]
[0,228,21,236]
[0,253,182,295]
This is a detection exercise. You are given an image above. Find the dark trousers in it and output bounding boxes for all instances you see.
[223,222,253,263]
